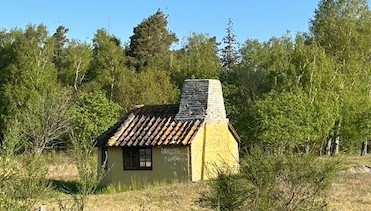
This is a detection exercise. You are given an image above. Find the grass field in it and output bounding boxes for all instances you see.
[42,153,371,211]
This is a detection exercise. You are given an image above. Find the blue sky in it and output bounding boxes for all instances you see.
[1,0,320,46]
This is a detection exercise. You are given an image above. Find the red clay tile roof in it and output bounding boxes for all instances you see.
[94,104,203,147]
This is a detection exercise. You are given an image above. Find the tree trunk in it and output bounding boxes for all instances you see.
[305,143,310,154]
[331,119,341,156]
[74,60,82,92]
[326,138,332,156]
[361,140,368,156]
[304,138,310,154]
[332,137,339,156]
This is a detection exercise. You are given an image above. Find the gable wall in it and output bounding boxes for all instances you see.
[98,146,190,187]
[191,122,239,181]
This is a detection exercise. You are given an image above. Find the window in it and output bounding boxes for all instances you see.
[123,147,152,170]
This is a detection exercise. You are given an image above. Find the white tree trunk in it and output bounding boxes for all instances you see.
[361,140,368,156]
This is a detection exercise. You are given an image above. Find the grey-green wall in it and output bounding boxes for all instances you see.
[98,146,190,187]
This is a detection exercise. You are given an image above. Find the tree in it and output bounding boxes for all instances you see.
[171,33,221,88]
[59,40,92,92]
[0,25,59,147]
[310,0,371,154]
[57,133,103,211]
[86,29,127,101]
[310,0,370,62]
[220,18,239,71]
[126,10,178,72]
[115,68,179,111]
[52,25,69,74]
[0,30,15,137]
[250,91,314,152]
[22,89,72,154]
[231,34,341,152]
[71,91,122,141]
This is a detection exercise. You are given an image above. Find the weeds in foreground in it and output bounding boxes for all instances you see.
[200,148,342,211]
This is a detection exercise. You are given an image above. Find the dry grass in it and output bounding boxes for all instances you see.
[86,182,209,211]
[341,155,371,169]
[43,153,371,211]
[44,153,209,210]
[328,154,371,211]
[47,163,79,181]
[42,182,209,211]
[330,172,371,211]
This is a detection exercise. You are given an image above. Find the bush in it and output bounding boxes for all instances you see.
[0,119,50,210]
[200,148,341,211]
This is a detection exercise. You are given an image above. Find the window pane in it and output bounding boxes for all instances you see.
[139,149,145,157]
[124,147,152,170]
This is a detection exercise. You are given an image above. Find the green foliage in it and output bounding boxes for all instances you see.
[127,9,178,72]
[86,29,127,100]
[310,0,371,62]
[52,25,69,73]
[200,173,247,211]
[220,69,241,120]
[22,89,72,154]
[310,0,371,153]
[71,91,122,141]
[59,40,92,91]
[220,18,239,71]
[59,134,102,211]
[200,148,341,211]
[0,25,59,148]
[0,121,50,210]
[115,68,180,111]
[171,33,221,88]
[0,154,50,210]
[250,91,314,151]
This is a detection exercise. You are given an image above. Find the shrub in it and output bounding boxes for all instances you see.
[200,148,341,211]
[0,119,50,210]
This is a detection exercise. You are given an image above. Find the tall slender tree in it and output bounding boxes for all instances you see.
[52,25,69,73]
[220,18,239,71]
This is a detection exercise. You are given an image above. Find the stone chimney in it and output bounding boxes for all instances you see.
[175,79,227,122]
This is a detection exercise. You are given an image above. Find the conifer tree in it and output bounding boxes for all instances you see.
[126,10,178,72]
[220,18,239,71]
[52,25,69,73]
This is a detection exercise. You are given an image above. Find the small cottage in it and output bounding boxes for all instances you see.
[95,79,239,186]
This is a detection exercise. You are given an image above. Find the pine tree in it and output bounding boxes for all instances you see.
[52,25,69,73]
[220,18,239,71]
[126,10,178,72]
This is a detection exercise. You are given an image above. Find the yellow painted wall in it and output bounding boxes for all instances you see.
[191,121,239,181]
[98,146,190,187]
